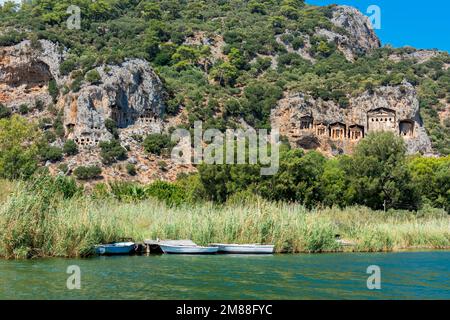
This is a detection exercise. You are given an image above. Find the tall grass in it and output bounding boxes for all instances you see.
[0,180,449,259]
[0,179,15,204]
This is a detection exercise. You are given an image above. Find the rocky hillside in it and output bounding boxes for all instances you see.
[0,0,449,182]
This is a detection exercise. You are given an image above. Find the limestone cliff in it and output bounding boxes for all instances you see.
[276,5,381,62]
[271,82,433,155]
[328,5,381,60]
[0,2,443,183]
[62,59,166,146]
[0,40,63,110]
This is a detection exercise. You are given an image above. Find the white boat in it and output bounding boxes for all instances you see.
[95,242,136,255]
[159,244,219,254]
[212,244,275,254]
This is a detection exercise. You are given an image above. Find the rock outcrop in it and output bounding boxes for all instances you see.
[0,40,63,110]
[271,82,433,155]
[63,59,166,146]
[328,5,381,60]
[276,5,381,62]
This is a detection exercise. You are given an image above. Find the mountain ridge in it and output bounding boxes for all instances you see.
[0,0,449,182]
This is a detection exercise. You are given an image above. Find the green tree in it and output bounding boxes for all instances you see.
[0,115,41,179]
[85,69,101,84]
[99,139,128,164]
[319,157,353,207]
[408,156,450,212]
[48,79,59,102]
[210,61,238,86]
[39,144,63,162]
[105,118,119,138]
[74,166,102,180]
[63,139,79,156]
[350,132,419,210]
[259,150,326,206]
[143,133,174,156]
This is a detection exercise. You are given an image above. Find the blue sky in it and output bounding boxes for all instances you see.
[307,0,449,52]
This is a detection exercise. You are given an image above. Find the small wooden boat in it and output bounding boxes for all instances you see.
[212,244,275,254]
[95,242,136,255]
[159,244,219,254]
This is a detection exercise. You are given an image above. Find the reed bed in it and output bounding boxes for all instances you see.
[0,182,449,259]
[0,179,15,204]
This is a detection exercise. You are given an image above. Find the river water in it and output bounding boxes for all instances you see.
[0,251,449,300]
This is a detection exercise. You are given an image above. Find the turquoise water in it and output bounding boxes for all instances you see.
[0,252,449,300]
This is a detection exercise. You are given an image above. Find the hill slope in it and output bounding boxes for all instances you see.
[0,0,449,182]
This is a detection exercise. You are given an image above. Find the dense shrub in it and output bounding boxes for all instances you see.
[105,118,119,138]
[63,140,79,156]
[99,140,128,164]
[143,133,174,156]
[126,163,137,176]
[39,145,63,163]
[85,69,101,84]
[0,104,11,119]
[48,80,59,102]
[73,166,102,180]
[0,115,40,179]
[145,181,186,206]
[18,104,29,115]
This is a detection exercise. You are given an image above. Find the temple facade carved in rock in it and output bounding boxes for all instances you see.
[291,107,416,144]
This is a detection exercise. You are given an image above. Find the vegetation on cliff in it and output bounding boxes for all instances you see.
[0,0,449,154]
[0,111,449,212]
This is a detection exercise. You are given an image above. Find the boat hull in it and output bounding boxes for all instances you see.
[95,242,136,255]
[159,244,219,254]
[213,244,275,254]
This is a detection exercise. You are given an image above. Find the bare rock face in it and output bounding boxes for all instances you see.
[63,59,166,146]
[276,5,381,62]
[388,48,445,64]
[327,5,381,60]
[0,40,63,109]
[271,82,433,155]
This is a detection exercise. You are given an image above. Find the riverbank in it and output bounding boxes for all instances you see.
[1,179,449,259]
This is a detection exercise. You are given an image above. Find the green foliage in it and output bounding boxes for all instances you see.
[0,115,41,179]
[196,132,449,212]
[0,104,11,119]
[85,69,101,84]
[99,139,128,164]
[48,80,59,102]
[39,144,63,163]
[126,163,137,176]
[143,133,174,156]
[145,180,186,206]
[351,132,418,210]
[59,59,77,76]
[74,166,102,180]
[408,156,450,212]
[18,104,29,115]
[210,61,239,86]
[105,118,119,138]
[63,139,78,156]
